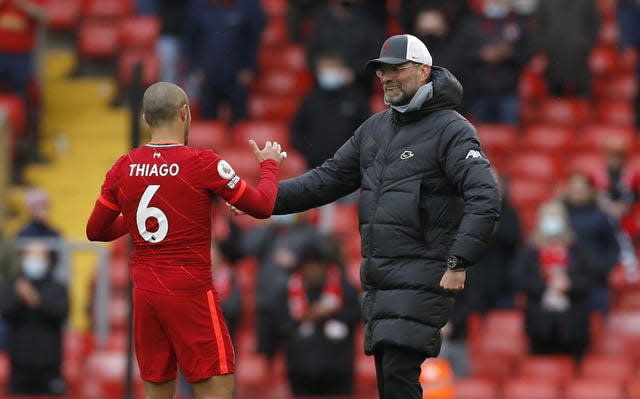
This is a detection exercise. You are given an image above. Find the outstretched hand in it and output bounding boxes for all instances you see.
[249,140,287,164]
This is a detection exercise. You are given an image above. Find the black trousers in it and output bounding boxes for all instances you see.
[288,371,353,397]
[373,345,427,399]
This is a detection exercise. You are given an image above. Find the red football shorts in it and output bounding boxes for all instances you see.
[133,287,235,383]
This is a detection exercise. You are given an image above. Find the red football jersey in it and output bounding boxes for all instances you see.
[98,143,250,295]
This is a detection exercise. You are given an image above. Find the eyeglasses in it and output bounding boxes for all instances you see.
[375,63,421,78]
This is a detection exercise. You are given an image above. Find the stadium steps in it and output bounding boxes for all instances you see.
[8,48,132,331]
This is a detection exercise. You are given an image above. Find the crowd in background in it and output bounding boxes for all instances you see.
[2,0,640,397]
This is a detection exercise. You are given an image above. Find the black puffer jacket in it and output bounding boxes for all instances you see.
[274,67,501,356]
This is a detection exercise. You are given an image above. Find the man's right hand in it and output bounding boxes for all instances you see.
[249,140,287,164]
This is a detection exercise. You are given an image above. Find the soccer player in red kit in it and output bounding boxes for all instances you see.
[86,82,286,399]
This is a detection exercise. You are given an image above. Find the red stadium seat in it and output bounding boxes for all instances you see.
[566,151,608,185]
[44,0,81,30]
[261,17,287,46]
[0,352,9,389]
[232,120,290,148]
[279,149,308,179]
[82,350,135,398]
[517,355,576,383]
[502,378,561,399]
[253,69,313,96]
[468,352,515,381]
[328,203,360,237]
[262,0,286,17]
[235,353,268,387]
[77,19,120,58]
[109,293,130,332]
[453,378,499,399]
[589,45,620,76]
[599,18,620,45]
[597,100,636,126]
[118,16,160,50]
[507,178,552,210]
[82,0,133,19]
[468,330,528,358]
[118,49,160,86]
[601,73,638,101]
[565,379,624,399]
[591,331,640,362]
[629,380,640,399]
[222,148,261,184]
[522,124,575,154]
[248,94,299,122]
[580,124,636,151]
[484,309,525,336]
[476,123,519,157]
[110,257,129,292]
[506,152,563,181]
[519,70,548,100]
[579,355,635,383]
[187,120,229,150]
[260,44,308,71]
[355,353,377,386]
[0,94,27,133]
[538,98,591,126]
[597,0,617,20]
[607,310,640,336]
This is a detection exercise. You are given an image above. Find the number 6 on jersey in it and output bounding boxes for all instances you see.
[137,185,168,242]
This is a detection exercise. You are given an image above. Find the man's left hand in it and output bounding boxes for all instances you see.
[439,268,466,292]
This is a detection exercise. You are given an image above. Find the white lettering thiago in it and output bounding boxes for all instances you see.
[129,163,180,176]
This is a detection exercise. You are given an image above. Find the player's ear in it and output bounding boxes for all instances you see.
[179,104,188,122]
[142,113,150,126]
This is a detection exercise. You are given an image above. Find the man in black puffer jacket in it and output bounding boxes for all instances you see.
[270,34,501,399]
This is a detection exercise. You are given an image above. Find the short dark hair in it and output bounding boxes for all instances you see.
[142,82,188,127]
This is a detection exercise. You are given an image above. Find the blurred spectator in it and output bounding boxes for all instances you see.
[287,0,327,43]
[136,0,158,15]
[600,136,636,221]
[0,0,46,101]
[1,240,68,395]
[457,0,533,123]
[183,0,265,123]
[241,214,320,359]
[514,201,594,361]
[16,188,60,239]
[618,0,640,128]
[562,172,620,314]
[410,7,464,81]
[306,0,385,96]
[401,0,469,34]
[291,50,370,169]
[469,175,522,312]
[0,234,19,350]
[535,0,599,97]
[272,239,361,397]
[156,0,191,83]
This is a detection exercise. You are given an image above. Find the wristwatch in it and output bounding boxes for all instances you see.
[446,255,467,271]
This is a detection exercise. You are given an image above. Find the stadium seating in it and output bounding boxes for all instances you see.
[580,124,636,151]
[507,152,563,181]
[468,352,516,381]
[516,355,576,383]
[475,123,518,158]
[565,379,625,399]
[77,19,120,58]
[596,100,636,126]
[537,98,591,126]
[579,354,636,384]
[118,16,160,50]
[502,377,562,399]
[452,378,499,399]
[0,351,9,392]
[522,124,576,154]
[589,45,620,76]
[629,380,640,399]
[252,69,313,97]
[232,120,291,148]
[278,149,308,179]
[117,49,161,86]
[248,94,299,122]
[43,0,82,31]
[187,120,229,151]
[82,0,133,19]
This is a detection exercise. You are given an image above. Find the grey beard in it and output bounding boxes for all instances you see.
[385,82,433,113]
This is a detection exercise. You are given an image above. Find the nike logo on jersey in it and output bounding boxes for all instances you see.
[400,150,414,160]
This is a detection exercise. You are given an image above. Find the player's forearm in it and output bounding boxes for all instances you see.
[86,201,128,241]
[232,160,279,219]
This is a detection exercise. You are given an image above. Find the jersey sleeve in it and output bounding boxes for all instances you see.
[98,156,125,212]
[199,151,249,204]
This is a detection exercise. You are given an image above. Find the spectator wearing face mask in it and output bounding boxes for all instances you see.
[1,240,68,395]
[306,0,385,96]
[291,51,370,170]
[456,0,533,123]
[514,201,594,361]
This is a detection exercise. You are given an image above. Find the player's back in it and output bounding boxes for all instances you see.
[105,143,227,294]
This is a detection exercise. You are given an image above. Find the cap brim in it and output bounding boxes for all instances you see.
[366,57,409,70]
